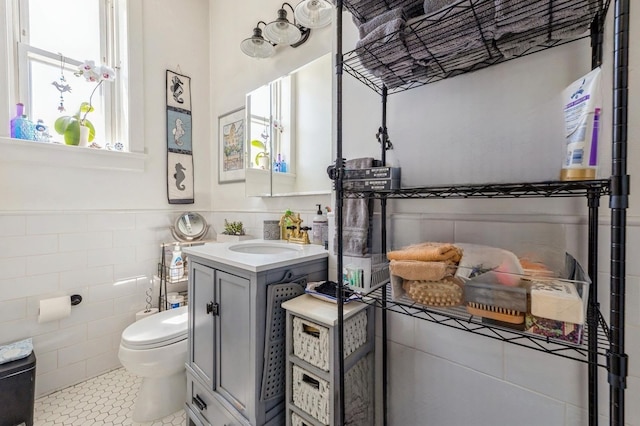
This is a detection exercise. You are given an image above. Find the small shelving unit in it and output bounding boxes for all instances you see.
[157,241,210,311]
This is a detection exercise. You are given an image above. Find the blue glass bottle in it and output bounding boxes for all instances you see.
[10,103,35,140]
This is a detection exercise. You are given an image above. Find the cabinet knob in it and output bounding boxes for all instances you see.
[206,301,219,316]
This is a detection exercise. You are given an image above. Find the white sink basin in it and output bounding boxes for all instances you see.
[184,239,327,272]
[228,242,303,255]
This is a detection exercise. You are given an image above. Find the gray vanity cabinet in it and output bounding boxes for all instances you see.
[189,262,251,415]
[185,252,328,426]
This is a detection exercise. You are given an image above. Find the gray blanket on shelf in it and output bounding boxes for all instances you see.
[405,0,495,61]
[356,16,410,70]
[347,0,424,25]
[495,15,592,58]
[494,0,598,38]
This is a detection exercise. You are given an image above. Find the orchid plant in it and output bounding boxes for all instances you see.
[54,60,116,145]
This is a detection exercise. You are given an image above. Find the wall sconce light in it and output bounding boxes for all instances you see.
[294,0,332,29]
[264,3,309,46]
[240,21,276,59]
[241,1,332,58]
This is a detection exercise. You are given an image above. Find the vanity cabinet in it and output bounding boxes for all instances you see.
[184,247,328,426]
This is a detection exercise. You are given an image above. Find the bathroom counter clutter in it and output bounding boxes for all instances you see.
[183,239,328,272]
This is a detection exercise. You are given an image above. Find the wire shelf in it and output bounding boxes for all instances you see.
[355,284,610,367]
[342,179,611,199]
[339,0,609,95]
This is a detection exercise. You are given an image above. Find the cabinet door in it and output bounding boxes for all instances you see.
[215,270,251,418]
[190,262,216,388]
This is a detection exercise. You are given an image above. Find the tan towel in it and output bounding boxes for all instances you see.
[389,260,455,281]
[387,242,463,263]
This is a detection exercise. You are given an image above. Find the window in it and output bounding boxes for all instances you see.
[7,0,141,153]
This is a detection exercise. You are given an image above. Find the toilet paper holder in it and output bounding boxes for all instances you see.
[70,294,82,306]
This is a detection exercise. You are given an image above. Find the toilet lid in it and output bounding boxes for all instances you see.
[121,306,188,350]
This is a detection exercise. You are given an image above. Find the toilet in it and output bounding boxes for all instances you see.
[118,306,188,422]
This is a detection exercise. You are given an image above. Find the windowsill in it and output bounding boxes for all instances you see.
[0,136,147,172]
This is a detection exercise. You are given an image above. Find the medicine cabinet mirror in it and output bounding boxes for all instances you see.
[245,53,333,197]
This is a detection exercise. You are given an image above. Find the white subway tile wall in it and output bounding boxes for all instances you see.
[1,210,638,426]
[0,211,212,397]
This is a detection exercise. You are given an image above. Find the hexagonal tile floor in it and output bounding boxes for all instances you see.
[34,368,186,425]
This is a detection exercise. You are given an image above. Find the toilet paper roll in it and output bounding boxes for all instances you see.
[135,308,159,321]
[38,296,72,323]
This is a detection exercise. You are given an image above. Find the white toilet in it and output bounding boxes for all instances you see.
[118,306,188,422]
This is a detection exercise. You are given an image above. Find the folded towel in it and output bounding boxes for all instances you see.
[496,15,592,58]
[359,8,406,39]
[338,158,374,256]
[405,0,495,61]
[371,60,439,89]
[494,0,598,38]
[343,0,424,25]
[356,17,408,70]
[390,259,456,281]
[423,0,461,14]
[387,242,463,263]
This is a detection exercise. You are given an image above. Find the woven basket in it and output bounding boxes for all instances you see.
[292,355,373,425]
[293,310,368,371]
[291,411,312,426]
[292,365,330,424]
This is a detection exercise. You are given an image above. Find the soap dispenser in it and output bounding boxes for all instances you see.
[169,243,184,281]
[312,204,328,245]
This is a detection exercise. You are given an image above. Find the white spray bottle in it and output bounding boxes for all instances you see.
[169,243,184,280]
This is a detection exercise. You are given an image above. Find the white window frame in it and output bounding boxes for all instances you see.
[0,0,146,171]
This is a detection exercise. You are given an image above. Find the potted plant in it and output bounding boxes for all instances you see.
[54,60,115,146]
[216,219,253,242]
[251,139,270,169]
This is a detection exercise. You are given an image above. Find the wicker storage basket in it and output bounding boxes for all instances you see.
[292,364,330,424]
[292,355,373,425]
[292,310,368,371]
[291,411,312,426]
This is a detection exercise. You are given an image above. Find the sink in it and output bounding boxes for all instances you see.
[228,242,303,255]
[185,240,327,272]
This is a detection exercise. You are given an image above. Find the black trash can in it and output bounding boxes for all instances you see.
[0,351,36,426]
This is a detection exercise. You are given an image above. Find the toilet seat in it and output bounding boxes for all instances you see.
[121,306,188,350]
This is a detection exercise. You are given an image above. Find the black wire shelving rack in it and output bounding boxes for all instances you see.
[332,0,629,425]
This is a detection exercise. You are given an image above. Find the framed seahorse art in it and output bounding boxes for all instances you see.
[166,69,194,204]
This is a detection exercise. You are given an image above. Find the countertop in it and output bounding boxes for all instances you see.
[281,294,369,326]
[183,239,328,272]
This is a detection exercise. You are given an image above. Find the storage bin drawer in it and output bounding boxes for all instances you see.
[291,355,374,426]
[291,410,315,426]
[292,310,368,371]
[292,364,331,424]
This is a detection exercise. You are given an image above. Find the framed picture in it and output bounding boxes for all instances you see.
[218,107,246,184]
[166,70,192,112]
[167,152,194,204]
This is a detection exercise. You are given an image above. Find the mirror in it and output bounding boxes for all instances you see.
[171,212,209,242]
[245,53,333,197]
